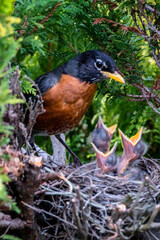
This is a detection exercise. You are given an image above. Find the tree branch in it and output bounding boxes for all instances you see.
[0,218,26,230]
[30,2,61,35]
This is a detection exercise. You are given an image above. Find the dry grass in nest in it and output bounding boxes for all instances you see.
[34,157,160,240]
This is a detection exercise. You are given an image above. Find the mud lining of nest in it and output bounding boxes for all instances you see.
[34,157,160,240]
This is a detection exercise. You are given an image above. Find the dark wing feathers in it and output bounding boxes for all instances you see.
[35,55,81,94]
[35,66,63,95]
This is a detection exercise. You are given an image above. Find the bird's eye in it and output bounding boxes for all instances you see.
[95,59,103,69]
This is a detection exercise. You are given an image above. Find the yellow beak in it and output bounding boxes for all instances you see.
[101,71,125,84]
[130,127,143,146]
[118,127,143,147]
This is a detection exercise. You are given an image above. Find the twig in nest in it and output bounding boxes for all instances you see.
[76,185,89,236]
[33,158,160,239]
[22,201,77,230]
[60,174,73,193]
[140,204,160,231]
[129,177,147,212]
[38,171,63,183]
[63,203,75,240]
[72,197,87,239]
[102,223,118,240]
[0,218,26,230]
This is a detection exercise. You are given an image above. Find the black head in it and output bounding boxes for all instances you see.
[63,50,125,84]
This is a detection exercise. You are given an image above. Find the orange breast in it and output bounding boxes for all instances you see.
[34,74,97,135]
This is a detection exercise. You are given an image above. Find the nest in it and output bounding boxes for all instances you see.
[35,157,160,240]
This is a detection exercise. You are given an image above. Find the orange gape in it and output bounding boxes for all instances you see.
[34,74,97,135]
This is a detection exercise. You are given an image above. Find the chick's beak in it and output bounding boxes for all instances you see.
[96,116,117,135]
[130,127,143,146]
[101,71,125,84]
[117,127,144,176]
[91,142,117,174]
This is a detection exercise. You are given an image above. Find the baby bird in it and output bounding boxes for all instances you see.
[91,116,117,153]
[117,127,145,175]
[91,141,117,174]
[121,167,146,181]
[91,120,145,178]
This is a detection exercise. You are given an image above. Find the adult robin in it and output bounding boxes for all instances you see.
[30,50,125,164]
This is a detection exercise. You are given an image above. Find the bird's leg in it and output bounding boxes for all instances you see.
[55,134,82,166]
[50,134,66,166]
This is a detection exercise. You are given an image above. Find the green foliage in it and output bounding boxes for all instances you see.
[2,235,22,240]
[11,201,21,214]
[0,0,15,15]
[0,0,22,222]
[0,9,21,72]
[0,172,10,202]
[0,77,23,212]
[21,77,37,95]
[0,78,24,145]
[0,169,20,213]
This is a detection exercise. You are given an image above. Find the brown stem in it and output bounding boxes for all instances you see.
[67,42,78,53]
[0,218,26,230]
[38,171,63,183]
[72,198,86,239]
[29,2,61,35]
